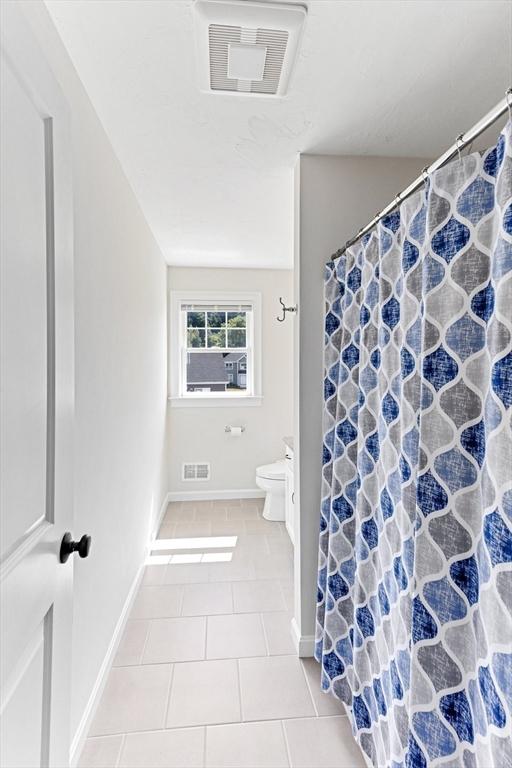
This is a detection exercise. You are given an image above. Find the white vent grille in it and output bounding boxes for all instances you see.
[194,1,307,98]
[209,24,288,95]
[182,463,211,481]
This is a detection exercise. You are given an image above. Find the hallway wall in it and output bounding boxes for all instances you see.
[167,267,293,493]
[20,1,169,753]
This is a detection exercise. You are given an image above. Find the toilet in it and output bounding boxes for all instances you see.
[255,459,286,521]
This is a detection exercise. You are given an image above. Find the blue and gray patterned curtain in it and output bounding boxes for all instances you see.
[316,122,512,768]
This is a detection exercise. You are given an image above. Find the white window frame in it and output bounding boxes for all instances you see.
[169,291,262,408]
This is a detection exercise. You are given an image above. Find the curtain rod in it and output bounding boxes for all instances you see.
[327,87,512,265]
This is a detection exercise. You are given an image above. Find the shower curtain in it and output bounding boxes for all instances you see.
[316,121,512,768]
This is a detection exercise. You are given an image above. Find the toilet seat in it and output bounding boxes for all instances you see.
[256,459,285,481]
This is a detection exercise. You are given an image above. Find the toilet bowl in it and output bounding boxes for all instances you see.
[255,460,286,521]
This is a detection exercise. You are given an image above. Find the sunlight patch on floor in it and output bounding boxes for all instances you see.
[145,551,234,566]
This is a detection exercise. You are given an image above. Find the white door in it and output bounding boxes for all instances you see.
[0,4,75,767]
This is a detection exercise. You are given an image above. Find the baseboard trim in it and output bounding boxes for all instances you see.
[291,617,315,657]
[153,491,171,539]
[167,488,265,502]
[69,563,144,766]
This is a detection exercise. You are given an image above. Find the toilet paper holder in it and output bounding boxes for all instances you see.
[225,425,245,433]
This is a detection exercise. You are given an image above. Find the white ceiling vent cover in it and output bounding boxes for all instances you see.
[182,462,211,481]
[194,0,307,97]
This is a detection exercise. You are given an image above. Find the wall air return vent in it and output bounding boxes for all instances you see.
[182,462,211,481]
[194,0,307,97]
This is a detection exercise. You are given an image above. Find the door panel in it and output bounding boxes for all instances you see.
[0,620,46,768]
[0,49,48,559]
[0,4,74,767]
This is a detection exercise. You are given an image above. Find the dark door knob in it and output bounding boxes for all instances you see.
[60,532,92,563]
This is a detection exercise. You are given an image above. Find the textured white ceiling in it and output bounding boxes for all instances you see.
[45,0,511,269]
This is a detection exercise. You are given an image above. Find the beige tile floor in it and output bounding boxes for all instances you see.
[79,499,366,768]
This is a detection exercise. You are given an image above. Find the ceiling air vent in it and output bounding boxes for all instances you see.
[182,462,211,481]
[194,0,307,97]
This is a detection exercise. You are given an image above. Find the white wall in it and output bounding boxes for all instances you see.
[168,267,293,492]
[20,1,169,750]
[293,154,429,652]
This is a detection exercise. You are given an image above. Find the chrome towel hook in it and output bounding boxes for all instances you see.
[276,297,298,322]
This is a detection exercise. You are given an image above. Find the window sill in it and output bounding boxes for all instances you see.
[168,396,263,408]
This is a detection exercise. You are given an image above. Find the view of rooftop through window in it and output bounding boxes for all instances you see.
[184,307,250,394]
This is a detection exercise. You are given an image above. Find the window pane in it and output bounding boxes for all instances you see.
[227,328,246,348]
[227,311,246,328]
[207,312,226,328]
[187,311,205,328]
[207,328,226,348]
[187,328,205,348]
[186,351,228,392]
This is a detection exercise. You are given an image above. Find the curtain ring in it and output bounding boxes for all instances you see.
[456,133,464,162]
[421,167,430,196]
[506,87,512,122]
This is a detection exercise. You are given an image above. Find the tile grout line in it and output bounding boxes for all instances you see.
[162,663,175,730]
[114,732,126,768]
[138,619,151,666]
[203,613,208,660]
[235,658,245,723]
[280,719,293,768]
[85,711,341,742]
[203,723,208,768]
[259,612,270,656]
[138,574,293,587]
[116,648,299,670]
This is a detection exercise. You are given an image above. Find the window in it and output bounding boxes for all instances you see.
[169,292,262,406]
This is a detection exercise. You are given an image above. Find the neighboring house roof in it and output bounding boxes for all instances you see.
[223,352,247,363]
[187,352,229,384]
